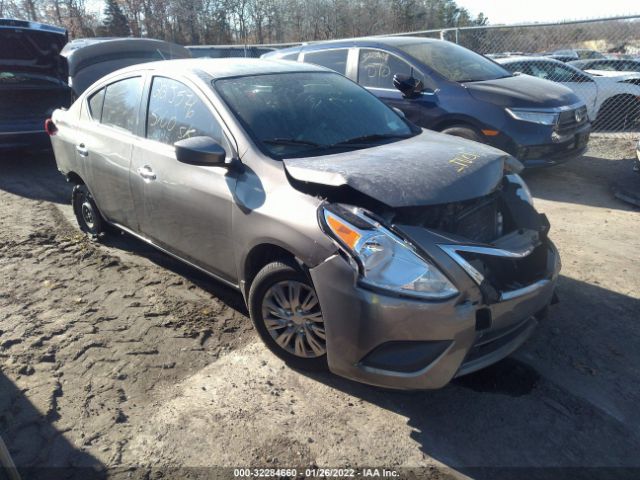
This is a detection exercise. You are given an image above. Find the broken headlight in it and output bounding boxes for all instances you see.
[320,206,458,300]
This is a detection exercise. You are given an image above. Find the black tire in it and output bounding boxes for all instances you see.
[248,260,328,371]
[441,125,484,143]
[72,184,107,240]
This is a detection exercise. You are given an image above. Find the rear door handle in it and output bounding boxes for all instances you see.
[137,165,156,181]
[75,144,88,157]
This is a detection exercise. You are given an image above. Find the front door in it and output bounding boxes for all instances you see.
[129,76,237,282]
[356,48,438,126]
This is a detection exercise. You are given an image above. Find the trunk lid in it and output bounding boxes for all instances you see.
[283,129,508,207]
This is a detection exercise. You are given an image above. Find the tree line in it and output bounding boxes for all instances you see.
[0,0,487,44]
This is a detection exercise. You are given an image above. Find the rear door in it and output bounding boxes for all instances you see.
[129,75,237,282]
[79,76,143,228]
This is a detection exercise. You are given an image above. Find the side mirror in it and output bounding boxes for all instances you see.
[175,136,226,166]
[393,74,424,98]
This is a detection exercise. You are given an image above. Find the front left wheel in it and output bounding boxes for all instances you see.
[72,184,107,240]
[248,261,328,371]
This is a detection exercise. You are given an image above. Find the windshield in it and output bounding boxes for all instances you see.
[214,72,415,158]
[397,41,511,82]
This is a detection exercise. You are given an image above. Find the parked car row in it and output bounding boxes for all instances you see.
[7,18,635,389]
[1,18,190,152]
[265,38,591,167]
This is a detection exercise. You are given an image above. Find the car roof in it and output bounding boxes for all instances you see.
[103,57,329,80]
[270,36,443,55]
[495,55,565,64]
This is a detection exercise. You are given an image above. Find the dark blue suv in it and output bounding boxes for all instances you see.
[264,37,591,168]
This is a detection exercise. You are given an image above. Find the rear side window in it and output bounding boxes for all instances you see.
[101,77,143,134]
[146,76,224,146]
[88,88,105,121]
[304,49,349,75]
[358,49,423,89]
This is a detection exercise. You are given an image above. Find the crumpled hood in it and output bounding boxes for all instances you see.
[283,130,509,208]
[465,74,579,108]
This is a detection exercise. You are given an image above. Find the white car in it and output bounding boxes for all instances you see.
[496,56,640,130]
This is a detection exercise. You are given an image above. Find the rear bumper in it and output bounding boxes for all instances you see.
[0,129,50,151]
[310,241,560,390]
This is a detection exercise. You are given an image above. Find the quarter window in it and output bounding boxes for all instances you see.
[146,76,223,146]
[88,88,105,121]
[101,77,143,134]
[358,49,424,89]
[281,52,299,61]
[304,49,349,75]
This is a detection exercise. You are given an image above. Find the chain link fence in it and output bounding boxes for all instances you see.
[209,15,640,137]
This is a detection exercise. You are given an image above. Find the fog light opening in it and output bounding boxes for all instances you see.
[475,308,492,331]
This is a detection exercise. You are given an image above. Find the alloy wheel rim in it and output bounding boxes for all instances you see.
[261,280,326,358]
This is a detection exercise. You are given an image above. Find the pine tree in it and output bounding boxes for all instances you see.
[101,0,131,37]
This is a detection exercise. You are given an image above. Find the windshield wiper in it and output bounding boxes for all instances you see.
[330,133,411,147]
[263,138,322,147]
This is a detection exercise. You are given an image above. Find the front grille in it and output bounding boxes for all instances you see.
[391,193,502,243]
[453,198,500,243]
[557,105,588,132]
[459,243,549,292]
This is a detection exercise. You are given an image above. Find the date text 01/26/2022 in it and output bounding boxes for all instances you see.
[233,468,400,477]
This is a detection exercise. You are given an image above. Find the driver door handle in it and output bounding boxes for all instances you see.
[137,165,156,181]
[75,144,88,157]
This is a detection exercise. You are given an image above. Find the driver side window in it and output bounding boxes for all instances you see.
[358,49,425,90]
[146,76,225,147]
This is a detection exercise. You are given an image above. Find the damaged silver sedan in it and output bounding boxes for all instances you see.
[49,59,560,389]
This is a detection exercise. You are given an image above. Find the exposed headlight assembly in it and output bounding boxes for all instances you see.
[320,206,458,300]
[506,108,558,126]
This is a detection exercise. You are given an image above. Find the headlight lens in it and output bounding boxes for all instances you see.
[506,108,558,125]
[321,207,459,300]
[506,173,534,205]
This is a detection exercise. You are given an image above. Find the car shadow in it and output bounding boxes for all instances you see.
[296,275,640,475]
[0,372,106,480]
[0,151,71,205]
[524,151,639,211]
[101,231,249,316]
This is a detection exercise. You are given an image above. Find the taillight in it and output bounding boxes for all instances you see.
[45,119,58,136]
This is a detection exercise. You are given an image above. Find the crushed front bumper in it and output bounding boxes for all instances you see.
[309,237,560,390]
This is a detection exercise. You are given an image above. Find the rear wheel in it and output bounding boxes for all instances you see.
[248,261,328,371]
[595,95,640,131]
[441,125,484,143]
[72,184,107,240]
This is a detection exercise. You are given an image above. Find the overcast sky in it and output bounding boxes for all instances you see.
[456,0,636,24]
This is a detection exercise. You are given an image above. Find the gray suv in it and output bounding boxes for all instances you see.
[49,59,560,390]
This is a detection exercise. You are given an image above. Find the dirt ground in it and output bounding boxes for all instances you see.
[1,137,639,479]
